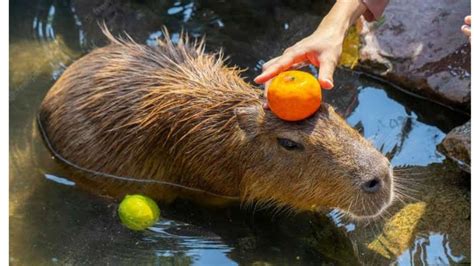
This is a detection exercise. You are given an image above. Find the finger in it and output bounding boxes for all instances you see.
[304,51,320,67]
[262,49,303,71]
[465,16,471,25]
[289,60,310,70]
[318,56,337,90]
[462,25,471,37]
[263,41,305,70]
[264,56,308,73]
[263,80,272,97]
[262,57,280,70]
[254,51,305,84]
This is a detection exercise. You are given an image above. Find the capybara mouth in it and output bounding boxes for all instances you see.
[316,164,395,220]
[344,197,393,220]
[337,176,394,220]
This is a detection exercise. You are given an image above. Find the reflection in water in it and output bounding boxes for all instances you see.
[367,202,427,259]
[9,37,77,97]
[398,233,465,265]
[347,87,446,166]
[9,0,470,265]
[148,220,236,266]
[70,5,86,48]
[167,1,195,23]
[44,174,75,186]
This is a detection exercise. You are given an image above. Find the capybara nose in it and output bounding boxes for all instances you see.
[361,178,382,193]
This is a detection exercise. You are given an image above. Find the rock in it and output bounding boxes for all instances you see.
[439,120,471,172]
[358,0,471,111]
[9,37,78,100]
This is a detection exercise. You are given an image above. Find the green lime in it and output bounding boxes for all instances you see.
[118,194,160,231]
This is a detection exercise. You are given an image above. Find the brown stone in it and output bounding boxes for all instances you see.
[439,120,471,173]
[358,0,471,111]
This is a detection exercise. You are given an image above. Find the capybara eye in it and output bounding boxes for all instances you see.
[277,137,304,151]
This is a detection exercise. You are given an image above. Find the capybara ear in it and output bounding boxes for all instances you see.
[234,105,263,138]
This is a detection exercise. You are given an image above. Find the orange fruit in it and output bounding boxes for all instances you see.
[267,70,322,121]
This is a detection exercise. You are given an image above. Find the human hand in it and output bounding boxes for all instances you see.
[462,16,471,41]
[254,0,367,90]
[254,29,342,90]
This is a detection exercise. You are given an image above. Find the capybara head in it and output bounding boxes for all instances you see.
[38,28,394,219]
[234,103,393,219]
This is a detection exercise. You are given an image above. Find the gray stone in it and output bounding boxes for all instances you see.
[439,120,471,173]
[358,0,471,111]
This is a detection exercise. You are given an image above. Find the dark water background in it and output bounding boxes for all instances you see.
[10,0,470,265]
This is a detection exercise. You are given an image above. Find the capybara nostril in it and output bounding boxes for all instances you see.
[361,178,382,193]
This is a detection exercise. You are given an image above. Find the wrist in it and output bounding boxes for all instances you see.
[317,0,366,38]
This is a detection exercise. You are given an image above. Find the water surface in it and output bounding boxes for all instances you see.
[10,0,470,265]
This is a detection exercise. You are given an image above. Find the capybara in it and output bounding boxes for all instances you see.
[38,27,394,219]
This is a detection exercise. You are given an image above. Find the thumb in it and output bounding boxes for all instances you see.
[318,57,337,90]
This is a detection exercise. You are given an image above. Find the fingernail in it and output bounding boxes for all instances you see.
[322,79,334,89]
[327,80,334,88]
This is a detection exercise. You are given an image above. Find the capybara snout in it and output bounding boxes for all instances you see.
[38,28,394,219]
[235,102,394,218]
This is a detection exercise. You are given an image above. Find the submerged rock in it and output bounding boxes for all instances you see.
[439,120,471,173]
[367,202,427,260]
[358,0,471,111]
[9,37,79,100]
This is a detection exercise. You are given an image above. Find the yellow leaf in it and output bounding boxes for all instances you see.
[339,25,360,68]
[367,202,427,259]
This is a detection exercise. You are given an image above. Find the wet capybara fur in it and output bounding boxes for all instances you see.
[39,27,394,218]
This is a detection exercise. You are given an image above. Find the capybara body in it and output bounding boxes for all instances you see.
[39,29,394,218]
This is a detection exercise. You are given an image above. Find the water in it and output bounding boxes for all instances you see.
[9,0,470,265]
